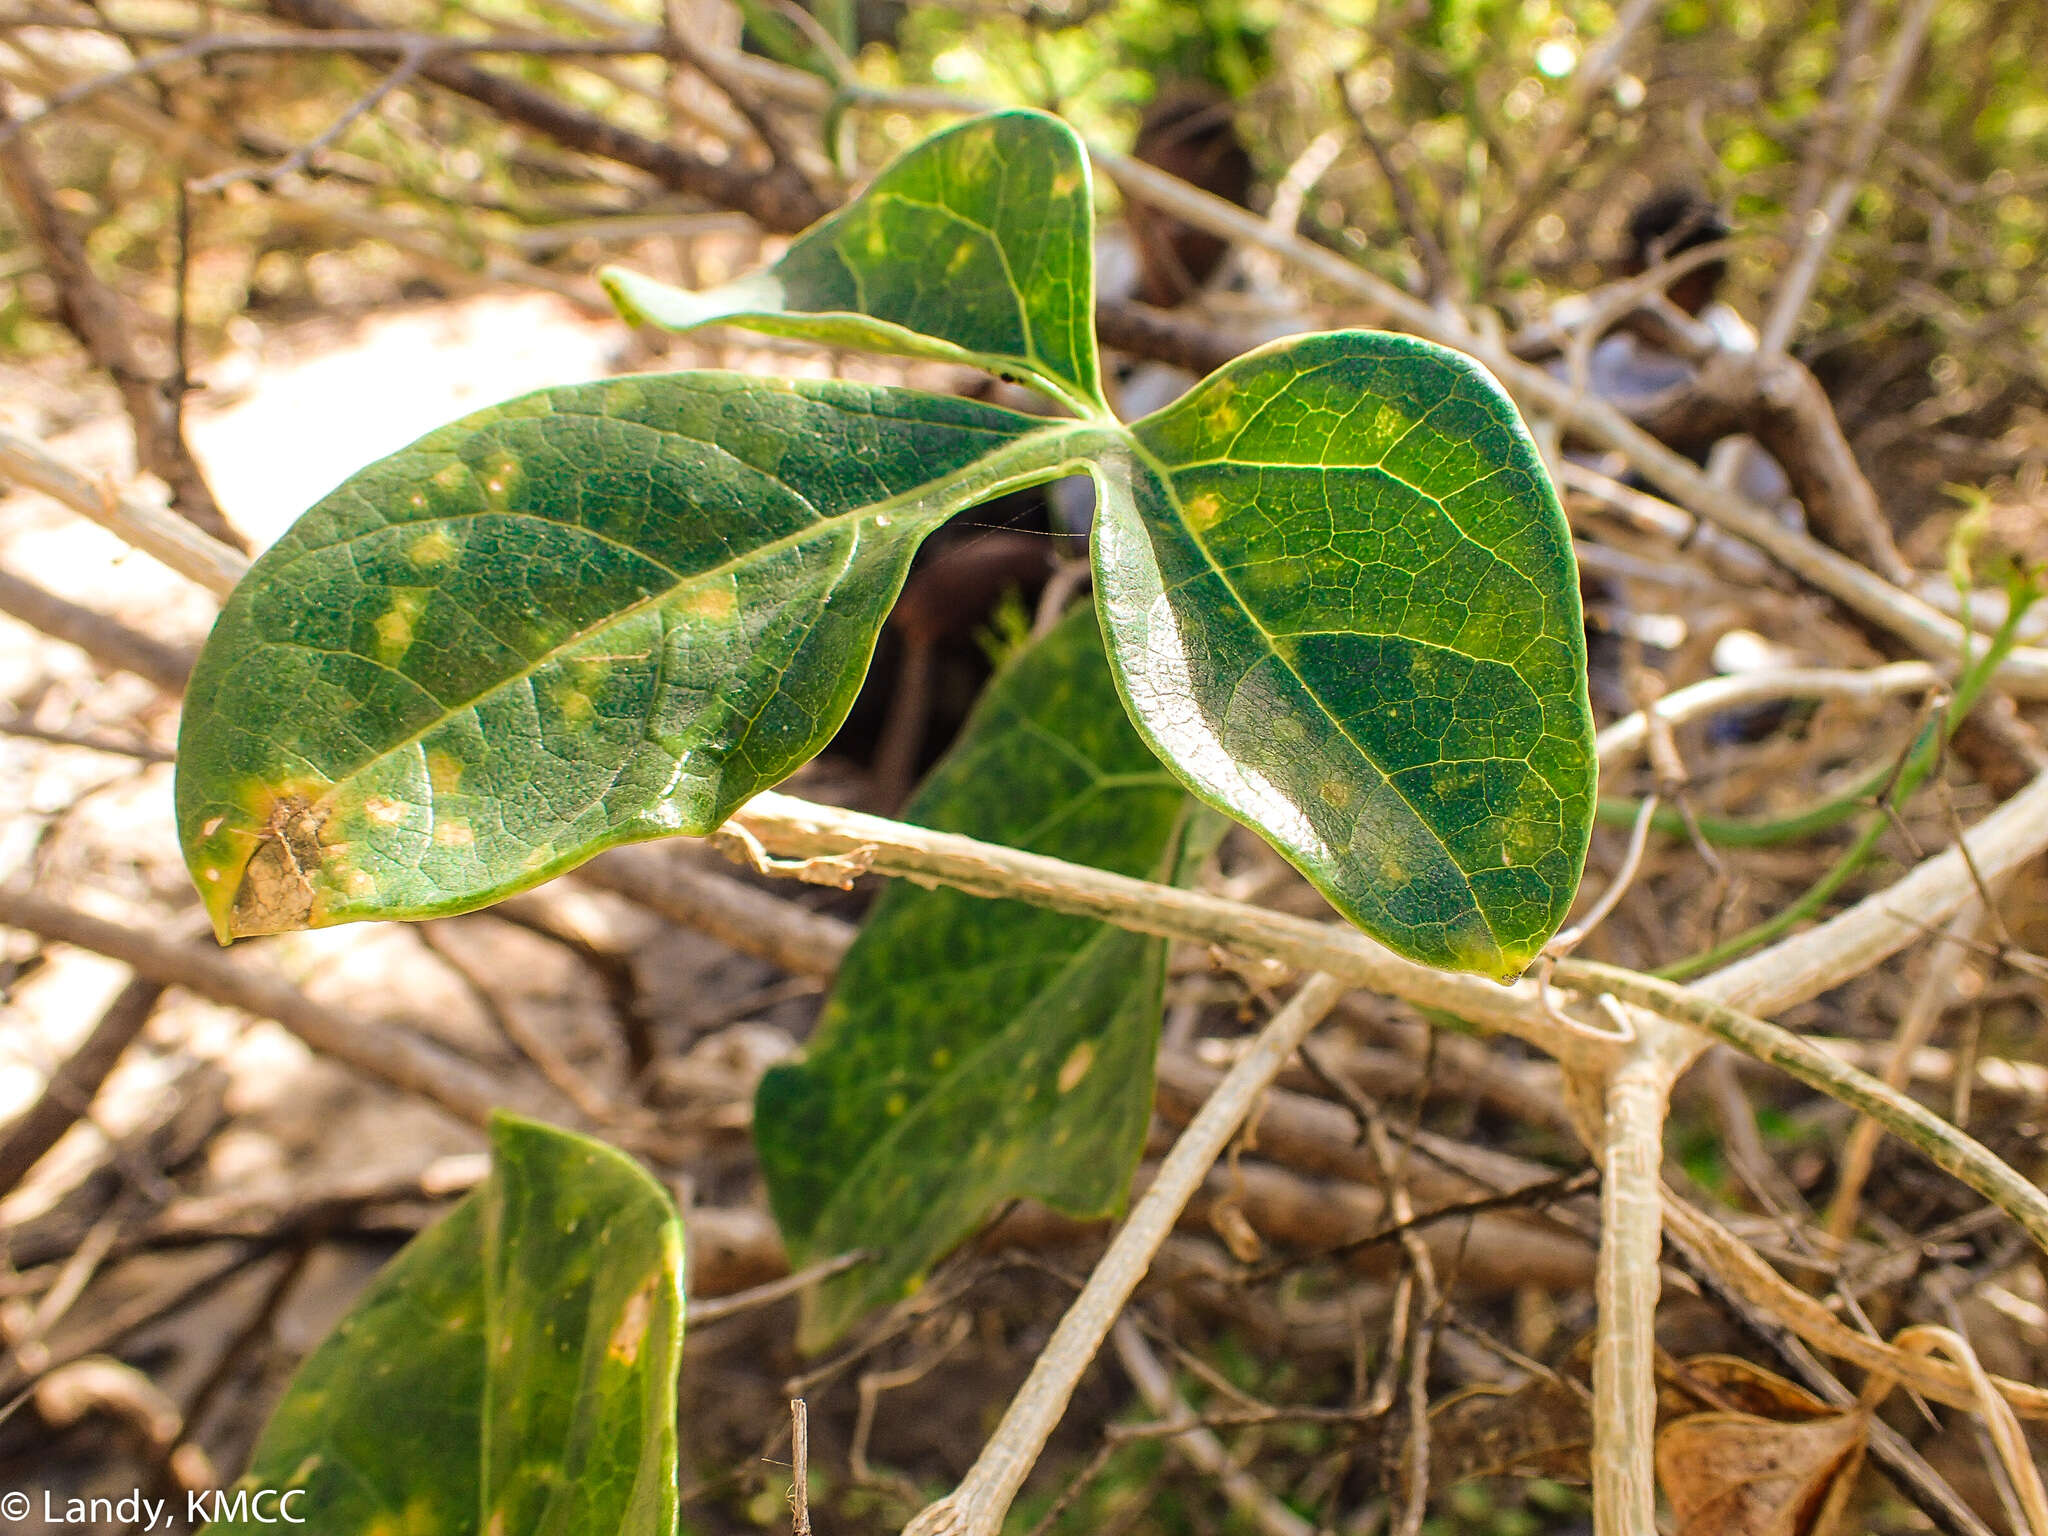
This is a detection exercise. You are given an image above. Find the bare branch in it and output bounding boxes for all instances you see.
[261,0,828,231]
[0,978,165,1197]
[0,90,242,549]
[0,888,539,1129]
[1757,0,1941,357]
[0,429,245,597]
[188,47,430,193]
[0,569,195,692]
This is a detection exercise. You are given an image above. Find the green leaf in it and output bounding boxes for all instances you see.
[1092,331,1595,978]
[754,606,1210,1349]
[600,110,1108,419]
[208,1114,684,1536]
[176,373,1089,938]
[178,113,1593,978]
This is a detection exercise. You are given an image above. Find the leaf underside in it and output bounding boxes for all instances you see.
[1100,331,1594,976]
[600,108,1106,416]
[176,373,1060,938]
[208,1115,684,1536]
[755,607,1208,1349]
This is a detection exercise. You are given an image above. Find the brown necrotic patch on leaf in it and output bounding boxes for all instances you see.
[230,795,331,936]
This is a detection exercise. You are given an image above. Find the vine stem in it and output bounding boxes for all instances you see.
[1569,960,2048,1254]
[1589,1039,1681,1536]
[900,973,1347,1536]
[725,789,2048,1249]
[726,780,2048,1444]
[724,793,1617,1071]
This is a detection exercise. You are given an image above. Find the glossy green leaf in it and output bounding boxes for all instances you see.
[208,1114,684,1536]
[1092,331,1595,978]
[178,111,1594,981]
[600,110,1108,418]
[754,606,1211,1349]
[176,373,1088,938]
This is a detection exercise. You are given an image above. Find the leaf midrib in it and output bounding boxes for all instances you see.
[270,419,1093,827]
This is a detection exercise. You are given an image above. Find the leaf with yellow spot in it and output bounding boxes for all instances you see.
[177,375,1087,938]
[599,110,1109,419]
[756,607,1218,1349]
[1098,331,1595,977]
[180,109,1591,980]
[206,1115,684,1536]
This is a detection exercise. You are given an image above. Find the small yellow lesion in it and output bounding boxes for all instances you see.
[1449,924,1516,981]
[409,528,457,567]
[1050,169,1081,198]
[1318,779,1355,811]
[679,582,737,620]
[607,1274,657,1365]
[1057,1040,1095,1094]
[363,796,408,827]
[426,750,464,793]
[432,818,474,848]
[372,590,427,663]
[1201,384,1241,437]
[1183,492,1224,532]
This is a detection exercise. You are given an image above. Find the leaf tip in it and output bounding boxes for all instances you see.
[595,263,658,328]
[183,825,261,942]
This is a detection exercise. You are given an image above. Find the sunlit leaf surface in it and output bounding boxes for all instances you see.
[601,110,1107,416]
[177,374,1065,937]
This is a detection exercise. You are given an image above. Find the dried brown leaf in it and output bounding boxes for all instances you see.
[1656,1407,1868,1536]
[1658,1353,1837,1421]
